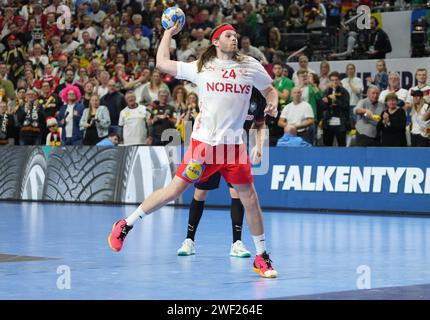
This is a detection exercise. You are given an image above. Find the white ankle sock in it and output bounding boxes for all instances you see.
[252,234,266,255]
[125,207,146,226]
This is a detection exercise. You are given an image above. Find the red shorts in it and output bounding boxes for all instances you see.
[176,139,253,185]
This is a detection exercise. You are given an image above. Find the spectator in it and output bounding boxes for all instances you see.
[409,90,430,147]
[77,15,98,42]
[273,62,294,106]
[377,93,407,147]
[190,8,215,39]
[263,26,282,62]
[0,62,16,101]
[240,36,268,64]
[80,94,111,145]
[130,14,153,40]
[262,0,285,27]
[276,124,312,147]
[45,116,64,146]
[97,132,120,146]
[176,91,199,143]
[118,91,148,146]
[56,67,84,95]
[341,63,363,123]
[189,28,210,52]
[306,72,324,127]
[89,0,107,25]
[82,81,95,109]
[39,79,60,132]
[278,87,315,145]
[17,89,46,145]
[126,28,151,53]
[379,72,409,106]
[29,43,49,77]
[147,89,176,146]
[366,59,388,91]
[62,30,80,55]
[292,55,317,86]
[353,85,385,146]
[303,0,327,31]
[58,85,85,145]
[285,3,304,33]
[176,35,196,62]
[319,60,331,92]
[232,11,255,44]
[0,101,15,145]
[366,16,392,59]
[321,71,350,146]
[326,0,342,30]
[209,4,224,26]
[95,71,110,98]
[407,68,430,106]
[53,54,69,80]
[100,79,127,133]
[140,69,171,105]
[328,31,357,60]
[171,85,187,112]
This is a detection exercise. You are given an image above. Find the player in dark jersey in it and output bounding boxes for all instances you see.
[177,87,266,257]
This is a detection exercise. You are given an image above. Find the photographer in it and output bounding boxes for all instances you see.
[80,94,111,145]
[321,71,350,146]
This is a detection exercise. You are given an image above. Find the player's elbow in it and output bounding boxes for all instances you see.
[155,61,166,72]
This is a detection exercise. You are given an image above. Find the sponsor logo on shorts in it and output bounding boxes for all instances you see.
[183,160,205,182]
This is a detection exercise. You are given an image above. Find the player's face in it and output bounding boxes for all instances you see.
[216,30,238,53]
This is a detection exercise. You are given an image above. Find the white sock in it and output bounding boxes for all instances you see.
[252,234,266,255]
[125,206,147,226]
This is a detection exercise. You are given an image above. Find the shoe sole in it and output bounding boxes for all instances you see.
[177,252,195,256]
[252,266,278,278]
[230,253,251,258]
[108,222,120,252]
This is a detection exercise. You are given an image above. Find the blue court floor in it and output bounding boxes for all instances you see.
[1,201,430,300]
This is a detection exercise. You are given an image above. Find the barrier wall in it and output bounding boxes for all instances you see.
[1,146,429,214]
[0,146,179,204]
[182,147,430,214]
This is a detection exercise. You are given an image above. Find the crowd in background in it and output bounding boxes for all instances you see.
[0,0,428,148]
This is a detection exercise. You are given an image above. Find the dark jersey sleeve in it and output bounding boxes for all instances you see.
[244,87,267,132]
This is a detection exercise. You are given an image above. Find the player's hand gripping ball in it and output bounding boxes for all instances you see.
[162,6,185,35]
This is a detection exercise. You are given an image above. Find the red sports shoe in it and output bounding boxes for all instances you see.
[252,251,278,278]
[108,219,133,252]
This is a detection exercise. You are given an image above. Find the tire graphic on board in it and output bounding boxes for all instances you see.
[42,146,174,203]
[0,146,47,200]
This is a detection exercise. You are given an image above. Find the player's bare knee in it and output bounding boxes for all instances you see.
[194,189,208,201]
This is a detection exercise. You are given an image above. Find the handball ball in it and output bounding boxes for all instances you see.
[162,6,185,32]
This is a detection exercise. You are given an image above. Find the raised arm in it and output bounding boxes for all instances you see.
[156,22,181,76]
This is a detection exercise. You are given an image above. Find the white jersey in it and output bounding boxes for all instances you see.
[119,105,148,145]
[176,56,272,145]
[379,88,409,104]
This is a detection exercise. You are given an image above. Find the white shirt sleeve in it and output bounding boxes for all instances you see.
[304,102,314,119]
[119,109,125,127]
[280,104,289,119]
[176,61,198,83]
[406,88,413,105]
[249,57,273,91]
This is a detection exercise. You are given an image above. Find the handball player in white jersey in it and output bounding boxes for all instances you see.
[108,22,279,278]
